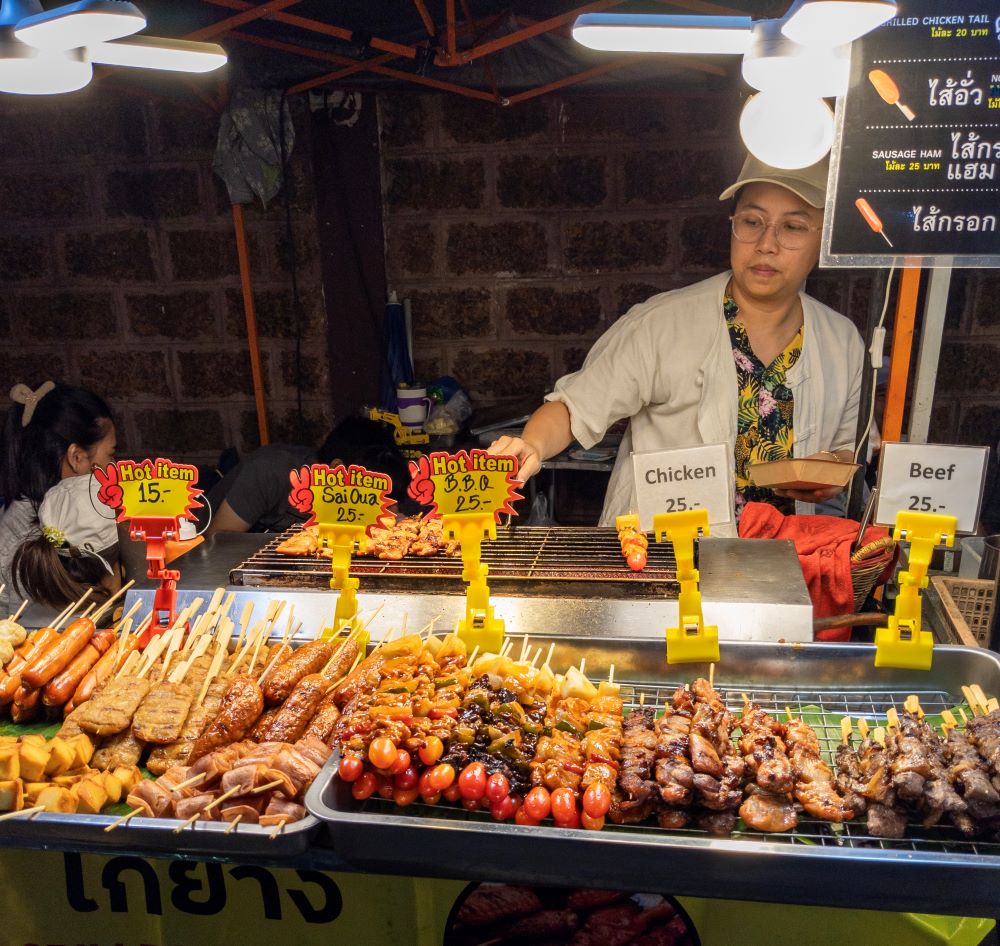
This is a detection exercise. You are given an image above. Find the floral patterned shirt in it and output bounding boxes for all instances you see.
[725,295,803,520]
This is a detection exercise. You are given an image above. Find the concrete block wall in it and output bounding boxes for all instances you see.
[0,88,331,467]
[378,90,992,449]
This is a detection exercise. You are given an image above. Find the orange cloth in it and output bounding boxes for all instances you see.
[737,502,892,641]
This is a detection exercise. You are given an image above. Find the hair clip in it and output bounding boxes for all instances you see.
[10,381,55,427]
[41,525,66,547]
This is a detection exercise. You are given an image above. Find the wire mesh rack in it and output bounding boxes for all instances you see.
[231,525,680,598]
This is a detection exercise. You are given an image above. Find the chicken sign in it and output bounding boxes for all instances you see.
[288,464,394,532]
[94,458,203,522]
[408,450,522,523]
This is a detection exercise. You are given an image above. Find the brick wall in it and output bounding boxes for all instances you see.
[0,87,331,467]
[378,89,993,450]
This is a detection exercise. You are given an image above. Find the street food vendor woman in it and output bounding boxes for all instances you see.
[490,153,865,534]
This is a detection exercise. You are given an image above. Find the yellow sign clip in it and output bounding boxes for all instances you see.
[443,513,505,655]
[874,510,956,671]
[653,509,719,665]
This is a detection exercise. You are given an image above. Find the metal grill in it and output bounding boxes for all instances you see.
[350,677,1000,857]
[231,525,679,598]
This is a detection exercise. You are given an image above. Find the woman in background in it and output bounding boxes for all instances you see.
[0,381,121,618]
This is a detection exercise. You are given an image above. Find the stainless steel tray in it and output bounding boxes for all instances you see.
[0,755,334,860]
[306,641,1000,915]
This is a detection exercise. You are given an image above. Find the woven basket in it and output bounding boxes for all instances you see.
[929,576,993,647]
[850,536,896,610]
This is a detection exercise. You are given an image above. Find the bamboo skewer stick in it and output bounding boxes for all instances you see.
[115,599,143,630]
[959,707,969,726]
[0,805,44,822]
[579,657,586,675]
[962,686,982,716]
[904,694,924,718]
[886,707,900,729]
[468,645,480,667]
[171,771,207,792]
[173,812,201,833]
[529,648,542,670]
[90,579,136,624]
[203,784,241,812]
[52,590,91,630]
[103,808,141,832]
[873,726,886,747]
[608,663,615,686]
[224,814,242,835]
[519,635,530,662]
[543,642,555,670]
[268,821,286,841]
[198,622,231,705]
[116,649,141,678]
[249,778,284,796]
[709,662,715,688]
[157,623,187,683]
[247,621,271,675]
[8,600,28,623]
[235,602,254,652]
[257,648,286,685]
[858,718,870,740]
[941,709,958,732]
[841,716,853,745]
[971,685,990,713]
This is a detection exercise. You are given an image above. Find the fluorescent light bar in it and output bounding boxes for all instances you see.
[0,35,91,93]
[88,34,226,72]
[742,19,850,97]
[781,0,896,48]
[15,0,144,50]
[573,13,753,55]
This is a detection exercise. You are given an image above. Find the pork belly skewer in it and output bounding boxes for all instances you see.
[895,707,969,832]
[652,686,694,829]
[609,705,658,825]
[783,709,854,824]
[941,711,1000,825]
[736,699,797,833]
[687,678,744,835]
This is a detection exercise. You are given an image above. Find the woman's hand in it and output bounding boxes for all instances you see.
[488,435,543,483]
[773,484,844,504]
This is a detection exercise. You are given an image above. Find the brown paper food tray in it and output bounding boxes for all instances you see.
[749,458,860,490]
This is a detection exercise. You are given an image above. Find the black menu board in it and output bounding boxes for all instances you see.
[822,0,1000,267]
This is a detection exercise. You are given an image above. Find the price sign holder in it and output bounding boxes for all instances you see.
[94,458,203,646]
[408,450,522,654]
[652,509,719,665]
[874,511,956,671]
[289,464,394,641]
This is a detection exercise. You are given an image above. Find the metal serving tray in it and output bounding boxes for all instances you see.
[306,640,1000,916]
[0,756,334,861]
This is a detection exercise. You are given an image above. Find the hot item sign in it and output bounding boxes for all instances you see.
[95,458,202,521]
[288,464,394,531]
[408,450,522,521]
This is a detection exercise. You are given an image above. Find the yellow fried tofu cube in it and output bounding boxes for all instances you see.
[0,735,17,746]
[0,745,20,781]
[0,779,23,811]
[52,773,87,787]
[71,780,108,815]
[20,734,46,747]
[67,734,94,768]
[17,742,50,782]
[43,738,76,777]
[22,781,51,804]
[102,772,123,805]
[112,766,142,793]
[36,786,77,813]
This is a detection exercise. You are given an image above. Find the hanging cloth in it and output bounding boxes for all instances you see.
[213,88,294,207]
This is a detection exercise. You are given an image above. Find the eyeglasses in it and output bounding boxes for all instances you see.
[730,211,821,250]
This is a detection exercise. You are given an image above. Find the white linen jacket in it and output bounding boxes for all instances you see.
[546,271,865,535]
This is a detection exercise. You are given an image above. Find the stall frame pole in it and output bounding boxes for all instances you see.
[882,267,922,444]
[232,202,269,445]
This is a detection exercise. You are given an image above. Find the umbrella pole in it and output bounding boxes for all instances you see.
[232,202,269,445]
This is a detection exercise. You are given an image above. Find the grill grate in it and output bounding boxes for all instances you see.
[231,525,679,598]
[353,678,1000,857]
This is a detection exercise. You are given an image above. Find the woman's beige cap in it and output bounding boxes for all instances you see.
[719,153,830,208]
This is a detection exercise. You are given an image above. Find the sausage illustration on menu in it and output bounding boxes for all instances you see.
[855,197,894,247]
[869,69,916,121]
